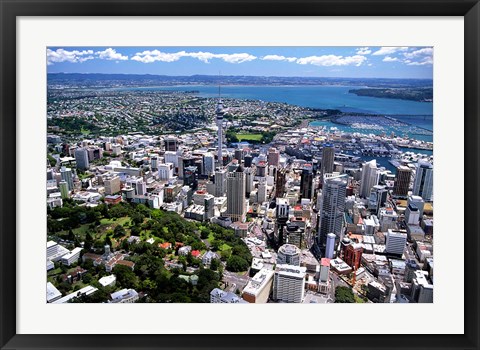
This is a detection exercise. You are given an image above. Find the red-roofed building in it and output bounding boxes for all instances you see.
[191,250,201,258]
[159,242,172,250]
[321,258,331,267]
[115,260,135,270]
[104,195,122,205]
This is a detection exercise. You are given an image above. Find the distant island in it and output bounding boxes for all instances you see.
[348,88,433,102]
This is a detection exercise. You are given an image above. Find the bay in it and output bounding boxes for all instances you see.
[117,85,433,117]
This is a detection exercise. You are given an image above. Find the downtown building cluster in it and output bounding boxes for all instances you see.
[46,98,434,304]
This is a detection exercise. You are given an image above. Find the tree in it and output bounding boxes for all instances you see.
[84,231,94,251]
[113,264,137,289]
[113,224,126,238]
[226,255,249,272]
[334,286,355,303]
[210,258,219,271]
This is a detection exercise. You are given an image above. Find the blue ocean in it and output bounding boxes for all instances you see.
[123,84,433,117]
[119,85,433,143]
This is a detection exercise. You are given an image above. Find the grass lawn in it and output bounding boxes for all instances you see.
[354,294,366,303]
[207,232,215,244]
[80,126,91,135]
[99,217,130,226]
[219,243,232,252]
[47,267,62,276]
[235,133,262,141]
[58,224,90,240]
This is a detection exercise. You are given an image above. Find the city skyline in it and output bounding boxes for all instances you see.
[47,46,433,79]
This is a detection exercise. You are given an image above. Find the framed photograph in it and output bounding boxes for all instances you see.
[1,1,478,350]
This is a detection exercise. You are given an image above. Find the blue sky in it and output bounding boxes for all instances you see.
[47,46,433,79]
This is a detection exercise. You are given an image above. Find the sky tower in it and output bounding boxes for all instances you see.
[216,91,225,167]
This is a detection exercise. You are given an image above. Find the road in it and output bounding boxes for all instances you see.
[222,270,250,293]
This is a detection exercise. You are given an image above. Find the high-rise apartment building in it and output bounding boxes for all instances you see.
[360,160,379,198]
[412,161,433,201]
[317,174,348,246]
[267,147,280,167]
[60,166,73,191]
[203,152,215,176]
[385,229,407,256]
[226,166,246,222]
[158,163,174,181]
[272,264,306,303]
[393,165,412,197]
[74,148,90,170]
[300,165,313,201]
[214,168,227,197]
[321,143,335,179]
[164,136,178,152]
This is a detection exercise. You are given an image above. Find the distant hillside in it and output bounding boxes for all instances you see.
[348,88,433,102]
[47,73,433,89]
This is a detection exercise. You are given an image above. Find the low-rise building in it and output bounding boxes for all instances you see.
[242,269,274,303]
[98,275,116,288]
[52,285,99,304]
[60,247,82,266]
[46,282,62,303]
[210,288,248,303]
[110,288,139,303]
[330,258,352,275]
[202,251,219,266]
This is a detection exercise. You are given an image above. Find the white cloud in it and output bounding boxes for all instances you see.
[383,56,398,62]
[262,55,297,62]
[403,47,433,59]
[131,50,187,63]
[214,53,257,64]
[406,56,433,66]
[131,50,256,64]
[47,48,94,65]
[372,47,409,56]
[95,48,128,61]
[356,47,372,55]
[296,54,367,67]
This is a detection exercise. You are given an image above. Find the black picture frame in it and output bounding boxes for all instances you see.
[1,1,479,349]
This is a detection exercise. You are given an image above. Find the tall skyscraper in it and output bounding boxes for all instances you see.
[244,154,253,168]
[59,181,69,199]
[164,136,178,152]
[60,166,73,191]
[214,168,227,197]
[203,152,215,176]
[158,163,174,181]
[360,160,379,198]
[216,99,225,167]
[183,166,198,190]
[275,167,287,198]
[318,174,348,246]
[226,166,246,222]
[257,179,267,203]
[325,233,336,259]
[244,167,255,197]
[412,161,433,201]
[300,165,313,201]
[393,165,412,197]
[267,147,280,167]
[276,198,290,247]
[234,149,244,163]
[321,143,335,179]
[74,148,89,170]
